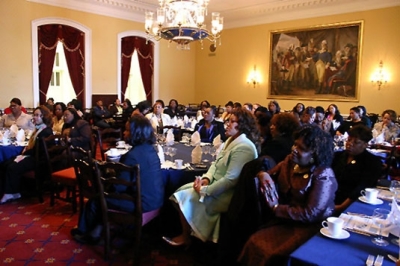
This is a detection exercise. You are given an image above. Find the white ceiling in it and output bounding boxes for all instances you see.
[28,0,400,29]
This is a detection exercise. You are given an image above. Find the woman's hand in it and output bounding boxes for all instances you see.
[193,176,209,193]
[257,171,279,209]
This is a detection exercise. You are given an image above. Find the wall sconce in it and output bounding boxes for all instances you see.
[247,65,261,88]
[371,60,388,90]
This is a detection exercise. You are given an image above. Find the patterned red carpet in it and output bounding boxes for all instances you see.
[0,195,205,265]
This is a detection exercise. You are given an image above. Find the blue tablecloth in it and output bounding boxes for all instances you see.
[0,145,24,163]
[289,200,397,266]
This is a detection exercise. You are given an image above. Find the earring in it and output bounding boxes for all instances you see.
[309,157,315,164]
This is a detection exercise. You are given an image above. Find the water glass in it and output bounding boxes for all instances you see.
[371,208,391,246]
[210,146,217,161]
[169,147,177,161]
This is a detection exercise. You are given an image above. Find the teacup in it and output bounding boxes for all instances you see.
[361,188,379,202]
[175,159,183,169]
[322,217,344,237]
[109,148,118,156]
[117,141,125,147]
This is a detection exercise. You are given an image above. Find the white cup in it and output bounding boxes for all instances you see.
[109,148,118,156]
[321,217,344,237]
[117,141,125,147]
[175,159,183,169]
[361,188,379,202]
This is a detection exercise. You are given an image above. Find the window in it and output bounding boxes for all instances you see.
[46,41,77,104]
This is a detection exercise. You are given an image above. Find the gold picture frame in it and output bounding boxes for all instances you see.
[268,21,363,102]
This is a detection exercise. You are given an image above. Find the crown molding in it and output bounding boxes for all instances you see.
[27,0,400,29]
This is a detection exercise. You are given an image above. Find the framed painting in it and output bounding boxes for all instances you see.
[268,21,363,101]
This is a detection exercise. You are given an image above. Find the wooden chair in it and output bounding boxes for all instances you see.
[42,135,92,213]
[94,161,160,262]
[162,125,182,141]
[97,128,122,160]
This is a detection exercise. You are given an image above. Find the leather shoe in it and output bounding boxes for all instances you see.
[162,236,191,249]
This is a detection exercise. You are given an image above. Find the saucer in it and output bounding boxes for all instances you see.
[358,196,383,205]
[171,165,187,170]
[320,228,350,240]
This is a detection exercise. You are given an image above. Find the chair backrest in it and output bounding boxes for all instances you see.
[74,157,100,203]
[42,135,73,174]
[97,128,122,160]
[95,161,142,223]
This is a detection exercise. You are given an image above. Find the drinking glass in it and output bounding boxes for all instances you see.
[202,145,210,162]
[163,146,170,161]
[390,180,400,197]
[169,147,177,161]
[210,146,217,161]
[371,208,391,246]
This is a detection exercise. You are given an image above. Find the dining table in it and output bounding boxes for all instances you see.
[288,194,398,266]
[0,142,26,163]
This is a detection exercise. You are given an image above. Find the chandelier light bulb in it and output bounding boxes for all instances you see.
[144,0,223,50]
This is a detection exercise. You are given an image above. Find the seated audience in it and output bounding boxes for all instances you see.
[260,112,300,164]
[336,106,365,135]
[52,102,67,135]
[239,125,337,265]
[108,99,123,115]
[252,103,261,114]
[268,100,281,116]
[254,106,272,144]
[300,106,316,125]
[233,102,242,110]
[162,108,259,246]
[332,125,383,213]
[45,97,55,111]
[0,98,34,130]
[93,100,112,128]
[325,104,343,136]
[122,99,134,119]
[164,99,184,119]
[291,102,305,121]
[372,109,400,143]
[314,106,330,133]
[71,115,164,244]
[67,99,84,118]
[131,100,152,117]
[196,100,211,118]
[0,106,53,204]
[194,106,226,143]
[358,105,372,128]
[62,108,92,151]
[145,100,172,133]
[243,102,253,112]
[221,101,233,123]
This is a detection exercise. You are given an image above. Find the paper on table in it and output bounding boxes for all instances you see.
[339,213,388,237]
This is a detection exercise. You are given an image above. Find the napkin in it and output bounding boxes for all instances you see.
[16,129,25,142]
[183,115,189,124]
[157,144,165,164]
[191,119,198,129]
[375,132,385,144]
[165,129,175,146]
[191,131,201,146]
[10,124,18,138]
[212,134,222,147]
[191,145,202,164]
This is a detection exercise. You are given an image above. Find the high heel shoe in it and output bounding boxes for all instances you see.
[162,236,191,249]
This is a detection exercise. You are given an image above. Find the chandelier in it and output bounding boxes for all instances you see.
[144,0,223,50]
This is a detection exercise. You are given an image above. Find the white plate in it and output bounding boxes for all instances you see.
[320,228,350,240]
[358,196,383,205]
[171,165,187,170]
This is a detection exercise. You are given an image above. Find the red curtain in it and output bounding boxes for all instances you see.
[121,36,154,102]
[38,24,85,105]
